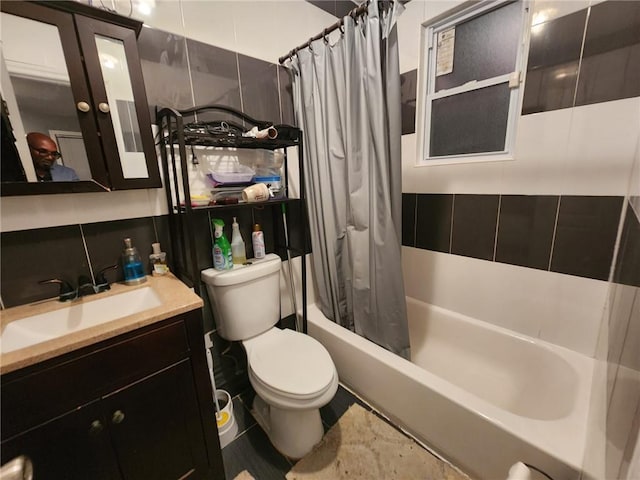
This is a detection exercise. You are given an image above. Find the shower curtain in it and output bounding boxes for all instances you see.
[287,1,410,359]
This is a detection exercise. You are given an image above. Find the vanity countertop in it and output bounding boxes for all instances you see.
[0,274,203,375]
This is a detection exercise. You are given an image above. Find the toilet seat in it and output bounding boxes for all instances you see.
[244,328,337,399]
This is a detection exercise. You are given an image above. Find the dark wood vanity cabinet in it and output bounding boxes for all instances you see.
[0,310,225,480]
[0,1,161,195]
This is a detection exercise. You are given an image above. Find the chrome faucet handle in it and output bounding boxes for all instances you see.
[95,264,119,291]
[38,278,77,302]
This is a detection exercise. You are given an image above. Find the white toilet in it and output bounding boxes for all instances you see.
[201,253,338,459]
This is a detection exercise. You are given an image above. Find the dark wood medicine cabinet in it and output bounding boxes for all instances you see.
[0,1,161,196]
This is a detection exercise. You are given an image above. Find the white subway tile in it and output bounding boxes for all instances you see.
[180,1,238,54]
[505,108,573,194]
[0,194,78,232]
[537,274,608,356]
[402,247,607,355]
[397,1,426,73]
[563,98,640,196]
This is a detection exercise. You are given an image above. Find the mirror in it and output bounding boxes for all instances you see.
[94,34,148,179]
[1,12,92,184]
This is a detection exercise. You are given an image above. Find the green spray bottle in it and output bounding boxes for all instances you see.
[212,218,233,270]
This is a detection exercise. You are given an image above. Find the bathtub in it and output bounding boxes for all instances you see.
[307,297,594,480]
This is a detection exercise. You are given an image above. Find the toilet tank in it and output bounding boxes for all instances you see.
[201,253,281,341]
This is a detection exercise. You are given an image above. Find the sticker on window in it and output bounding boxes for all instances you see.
[436,28,455,77]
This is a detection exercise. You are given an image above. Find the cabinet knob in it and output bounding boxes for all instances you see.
[111,410,125,424]
[77,101,91,113]
[89,420,104,435]
[98,102,110,113]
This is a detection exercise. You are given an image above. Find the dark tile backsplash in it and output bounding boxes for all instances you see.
[451,194,500,261]
[138,28,193,120]
[522,9,586,114]
[83,217,158,283]
[306,0,357,18]
[238,54,282,124]
[140,24,291,130]
[186,39,242,122]
[0,218,167,307]
[575,0,640,106]
[495,195,559,271]
[522,1,640,115]
[1,225,90,308]
[403,193,631,285]
[614,203,640,287]
[400,69,417,135]
[551,196,623,281]
[278,66,296,125]
[401,193,416,247]
[415,194,452,253]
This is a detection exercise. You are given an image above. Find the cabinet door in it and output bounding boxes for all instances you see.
[103,360,210,480]
[0,400,120,480]
[0,1,111,188]
[75,15,161,191]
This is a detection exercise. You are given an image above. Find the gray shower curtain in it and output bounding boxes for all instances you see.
[287,1,410,359]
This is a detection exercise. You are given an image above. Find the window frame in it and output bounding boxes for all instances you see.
[416,0,531,166]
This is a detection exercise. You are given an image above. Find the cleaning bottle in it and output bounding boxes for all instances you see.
[252,223,266,259]
[122,237,147,285]
[230,217,247,265]
[149,242,169,276]
[212,219,232,270]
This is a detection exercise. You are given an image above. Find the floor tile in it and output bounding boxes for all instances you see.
[320,385,370,429]
[222,424,291,480]
[230,395,257,436]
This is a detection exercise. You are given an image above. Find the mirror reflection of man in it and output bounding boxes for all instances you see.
[26,132,79,182]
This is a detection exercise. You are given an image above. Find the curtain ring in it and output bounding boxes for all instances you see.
[308,40,314,53]
[339,22,345,34]
[323,28,329,44]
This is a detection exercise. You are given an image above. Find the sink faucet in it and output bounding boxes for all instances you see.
[39,265,119,302]
[38,278,77,302]
[94,264,119,293]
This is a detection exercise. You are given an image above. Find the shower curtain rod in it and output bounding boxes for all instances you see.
[278,0,392,64]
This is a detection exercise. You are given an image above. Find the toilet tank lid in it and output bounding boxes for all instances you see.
[201,253,281,287]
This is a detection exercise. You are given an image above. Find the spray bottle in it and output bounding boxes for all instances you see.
[212,219,232,270]
[230,217,247,265]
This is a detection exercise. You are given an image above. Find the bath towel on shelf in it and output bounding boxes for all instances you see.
[286,404,472,480]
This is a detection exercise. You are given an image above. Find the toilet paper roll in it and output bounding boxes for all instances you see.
[242,183,270,203]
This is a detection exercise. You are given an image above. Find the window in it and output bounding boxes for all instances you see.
[418,0,529,165]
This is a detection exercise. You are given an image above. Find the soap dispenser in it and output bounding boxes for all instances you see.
[122,237,147,285]
[149,242,169,276]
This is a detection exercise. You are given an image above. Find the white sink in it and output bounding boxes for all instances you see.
[1,287,162,354]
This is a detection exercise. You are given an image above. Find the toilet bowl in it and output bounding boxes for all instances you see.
[201,254,338,459]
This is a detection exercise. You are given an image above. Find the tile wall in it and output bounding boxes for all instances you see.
[402,193,632,284]
[1,1,331,396]
[397,0,640,477]
[398,0,640,355]
[0,216,171,308]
